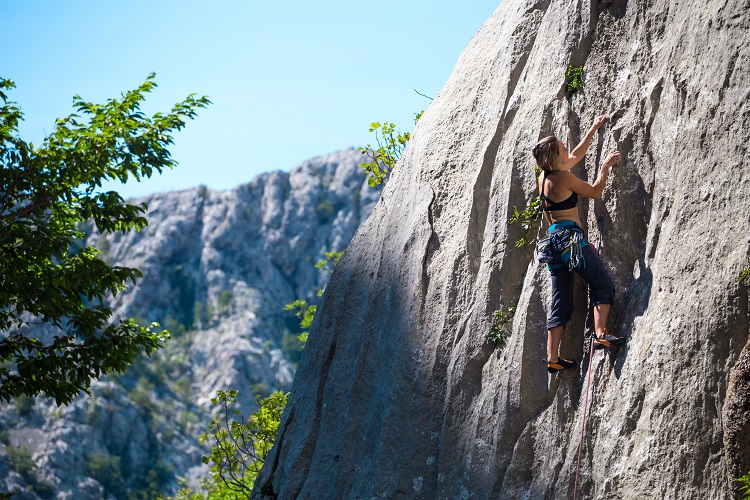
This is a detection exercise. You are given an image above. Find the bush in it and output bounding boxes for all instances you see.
[35,480,55,499]
[129,459,174,500]
[86,450,124,497]
[199,390,288,496]
[194,301,214,329]
[86,398,101,427]
[178,410,198,432]
[127,377,157,414]
[217,289,234,313]
[249,383,270,399]
[163,315,188,339]
[486,307,516,351]
[6,444,36,481]
[316,199,336,224]
[508,197,542,248]
[359,112,422,188]
[174,376,192,400]
[739,267,750,285]
[283,300,316,346]
[565,64,584,93]
[738,469,750,500]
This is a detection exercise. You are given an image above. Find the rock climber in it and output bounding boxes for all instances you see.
[532,115,625,374]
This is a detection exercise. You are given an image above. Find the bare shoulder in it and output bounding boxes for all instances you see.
[555,170,581,186]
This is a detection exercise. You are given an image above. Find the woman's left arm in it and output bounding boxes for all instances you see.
[558,115,606,171]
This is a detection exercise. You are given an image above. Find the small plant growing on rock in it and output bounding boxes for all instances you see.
[565,65,584,93]
[283,300,316,345]
[508,197,542,247]
[359,111,423,188]
[738,469,750,500]
[738,267,750,285]
[486,307,516,349]
[285,250,344,345]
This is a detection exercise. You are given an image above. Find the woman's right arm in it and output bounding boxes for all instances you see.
[565,151,620,199]
[558,115,607,171]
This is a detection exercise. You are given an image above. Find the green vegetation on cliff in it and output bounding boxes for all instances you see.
[359,111,423,187]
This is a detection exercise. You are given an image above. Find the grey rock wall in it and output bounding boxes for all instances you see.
[256,1,750,498]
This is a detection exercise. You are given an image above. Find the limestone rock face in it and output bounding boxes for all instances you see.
[256,1,750,498]
[0,149,377,497]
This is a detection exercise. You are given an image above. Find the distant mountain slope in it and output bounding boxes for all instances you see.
[0,148,376,497]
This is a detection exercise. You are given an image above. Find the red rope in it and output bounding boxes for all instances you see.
[573,336,596,500]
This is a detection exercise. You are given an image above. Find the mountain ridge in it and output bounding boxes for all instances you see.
[0,147,376,497]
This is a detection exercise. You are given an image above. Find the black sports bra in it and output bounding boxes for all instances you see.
[540,171,578,211]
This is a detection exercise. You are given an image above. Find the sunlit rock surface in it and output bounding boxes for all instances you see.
[255,1,750,498]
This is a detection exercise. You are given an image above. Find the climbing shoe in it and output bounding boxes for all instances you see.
[593,329,625,350]
[547,357,576,374]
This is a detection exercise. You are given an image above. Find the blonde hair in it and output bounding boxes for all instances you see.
[531,136,560,172]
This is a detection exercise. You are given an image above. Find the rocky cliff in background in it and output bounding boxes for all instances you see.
[255,0,750,498]
[0,148,377,497]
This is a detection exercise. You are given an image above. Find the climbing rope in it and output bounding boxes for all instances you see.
[573,336,596,500]
[573,214,605,498]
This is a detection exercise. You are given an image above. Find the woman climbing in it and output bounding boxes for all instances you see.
[532,115,625,375]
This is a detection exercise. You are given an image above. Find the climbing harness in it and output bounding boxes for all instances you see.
[537,225,586,268]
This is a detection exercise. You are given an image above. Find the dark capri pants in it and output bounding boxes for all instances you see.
[547,244,615,330]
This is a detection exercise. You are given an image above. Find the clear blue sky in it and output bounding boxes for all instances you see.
[3,1,499,198]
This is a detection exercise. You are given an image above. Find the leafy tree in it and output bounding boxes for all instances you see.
[0,74,210,405]
[313,250,344,282]
[283,299,317,346]
[359,112,423,187]
[198,389,288,497]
